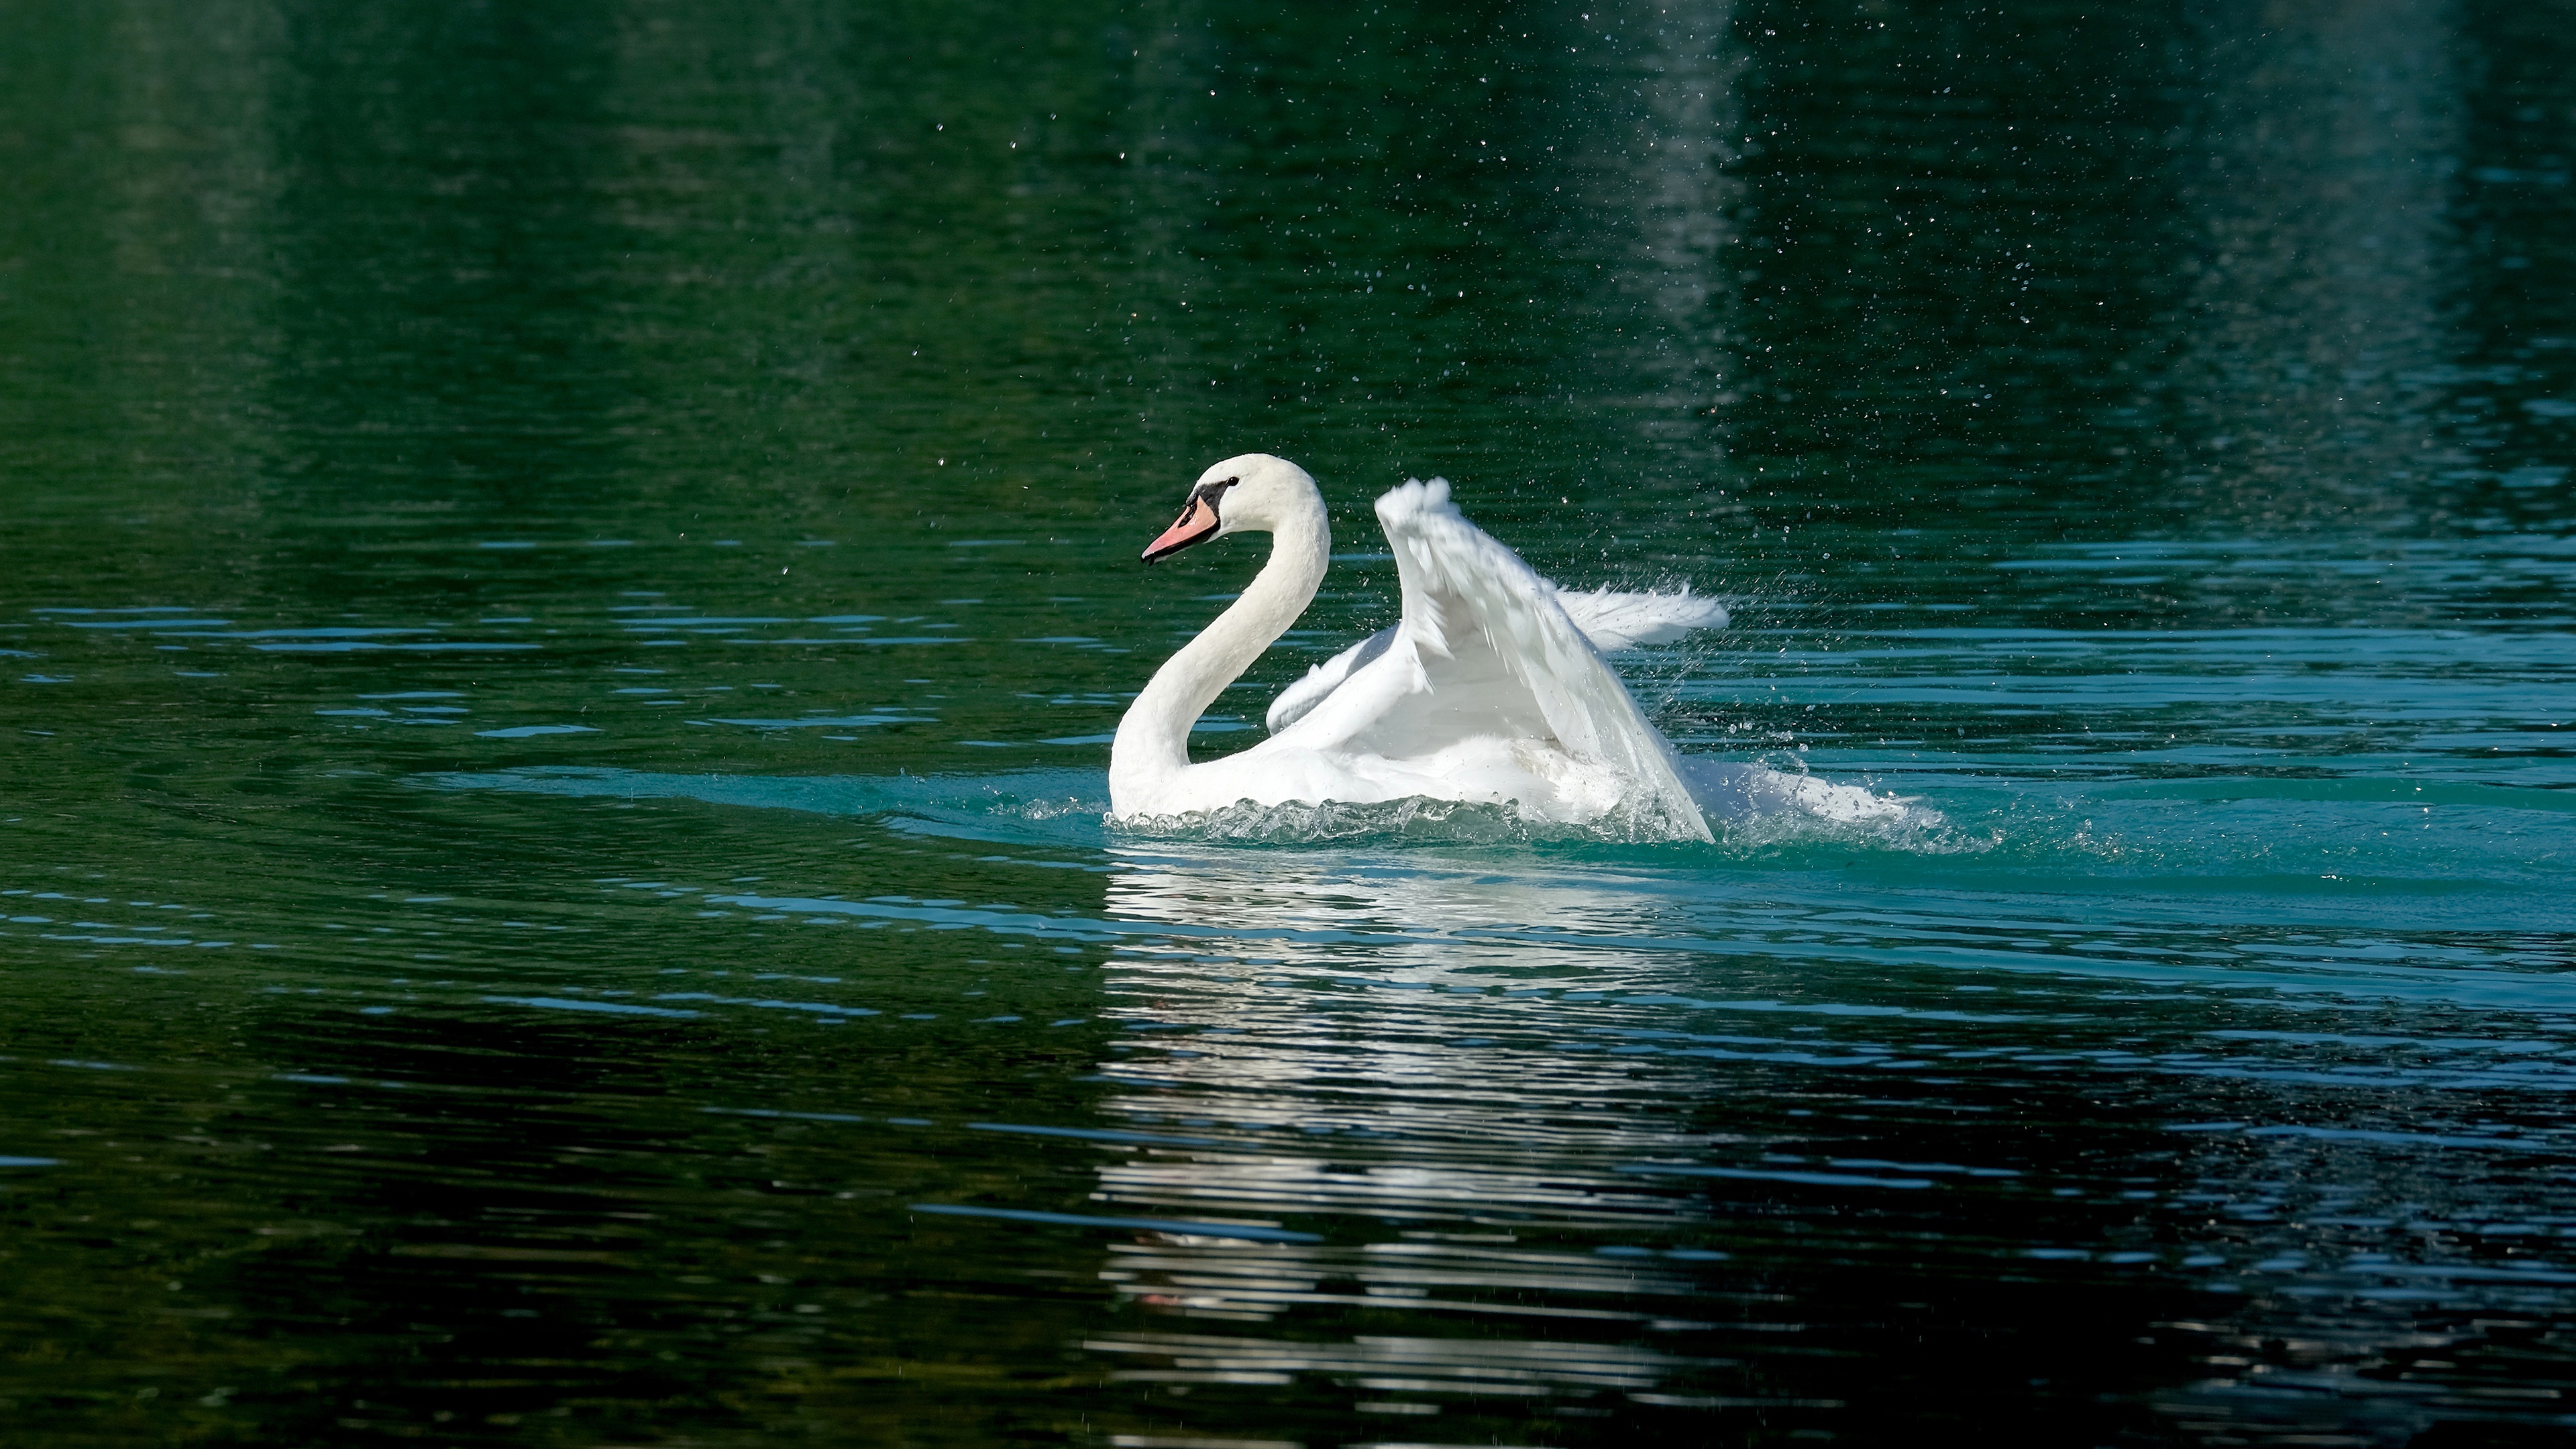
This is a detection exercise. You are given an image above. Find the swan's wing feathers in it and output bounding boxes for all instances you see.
[1558,586,1729,651]
[1266,625,1397,734]
[1371,479,1709,839]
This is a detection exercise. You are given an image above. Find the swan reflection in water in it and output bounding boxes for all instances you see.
[1073,845,1740,1409]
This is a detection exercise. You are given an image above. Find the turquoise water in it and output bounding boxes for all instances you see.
[5,1,2575,1444]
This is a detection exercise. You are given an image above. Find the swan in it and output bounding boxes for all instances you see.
[1107,454,1906,839]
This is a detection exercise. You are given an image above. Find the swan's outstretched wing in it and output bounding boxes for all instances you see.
[1556,586,1728,651]
[1265,625,1397,734]
[1279,478,1710,839]
[1265,585,1725,734]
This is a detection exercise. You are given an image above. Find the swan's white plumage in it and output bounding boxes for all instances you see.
[1266,582,1727,733]
[1305,478,1710,839]
[1108,456,1899,838]
[1554,584,1730,651]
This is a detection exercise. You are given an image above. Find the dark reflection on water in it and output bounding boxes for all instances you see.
[5,0,2575,1445]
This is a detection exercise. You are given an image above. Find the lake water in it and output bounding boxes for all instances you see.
[5,1,2575,1445]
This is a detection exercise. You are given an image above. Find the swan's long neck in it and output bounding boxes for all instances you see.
[1111,496,1330,812]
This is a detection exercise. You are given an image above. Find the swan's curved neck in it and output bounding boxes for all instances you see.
[1112,496,1330,810]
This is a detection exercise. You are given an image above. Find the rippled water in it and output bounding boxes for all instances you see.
[6,1,2575,1445]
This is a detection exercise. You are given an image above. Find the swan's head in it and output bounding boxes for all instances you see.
[1143,453,1319,563]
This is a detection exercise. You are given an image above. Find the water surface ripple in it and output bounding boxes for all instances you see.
[6,1,2575,1445]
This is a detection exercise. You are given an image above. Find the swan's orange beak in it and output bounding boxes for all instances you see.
[1143,495,1221,564]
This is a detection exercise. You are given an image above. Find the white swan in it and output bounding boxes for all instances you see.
[1107,454,1906,839]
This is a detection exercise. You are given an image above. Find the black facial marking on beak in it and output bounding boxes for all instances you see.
[1142,476,1241,564]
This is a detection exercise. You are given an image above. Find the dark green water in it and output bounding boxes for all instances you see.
[5,1,2575,1445]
